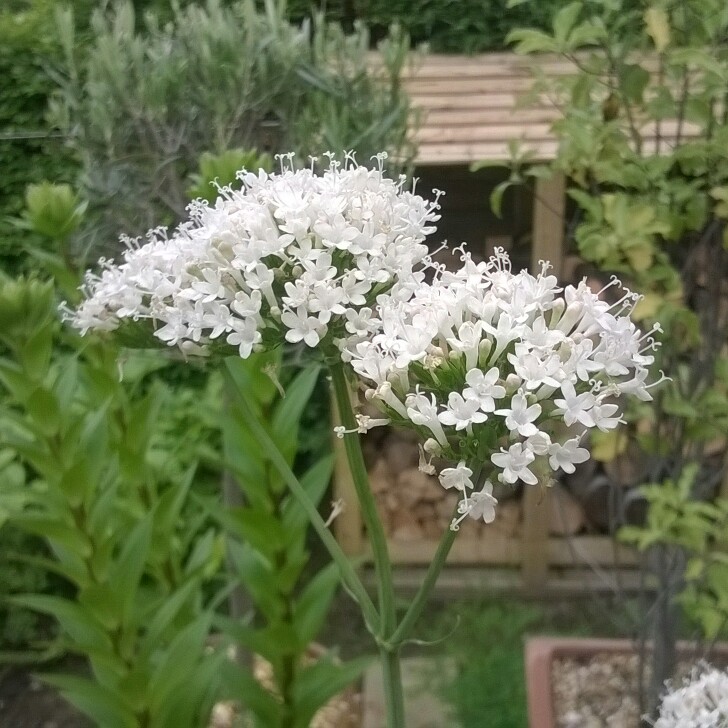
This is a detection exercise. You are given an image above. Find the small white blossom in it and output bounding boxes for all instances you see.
[462,367,505,412]
[438,392,488,430]
[438,461,474,492]
[495,392,542,437]
[491,443,538,485]
[548,437,590,474]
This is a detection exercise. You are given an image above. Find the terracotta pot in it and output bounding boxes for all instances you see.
[524,637,728,728]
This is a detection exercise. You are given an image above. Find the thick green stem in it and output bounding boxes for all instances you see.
[380,645,406,728]
[389,505,459,647]
[329,362,397,634]
[227,374,380,633]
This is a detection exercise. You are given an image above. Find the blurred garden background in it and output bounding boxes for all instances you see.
[2,0,728,726]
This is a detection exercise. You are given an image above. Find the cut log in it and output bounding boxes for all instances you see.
[491,499,522,537]
[391,510,422,542]
[368,458,393,495]
[397,467,441,503]
[383,434,420,477]
[548,484,586,536]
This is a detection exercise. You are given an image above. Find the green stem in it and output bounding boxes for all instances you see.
[329,362,397,634]
[228,375,380,633]
[380,645,406,728]
[389,504,459,648]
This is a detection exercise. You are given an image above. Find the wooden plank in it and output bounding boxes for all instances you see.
[372,566,645,596]
[548,535,638,566]
[415,140,559,165]
[521,486,551,593]
[405,77,546,94]
[416,123,553,144]
[331,392,364,557]
[531,173,566,276]
[408,93,552,110]
[420,107,560,126]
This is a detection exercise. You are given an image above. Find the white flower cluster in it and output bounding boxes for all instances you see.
[68,154,440,356]
[655,666,728,728]
[346,248,663,530]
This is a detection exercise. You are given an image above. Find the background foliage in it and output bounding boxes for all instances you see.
[506,0,728,716]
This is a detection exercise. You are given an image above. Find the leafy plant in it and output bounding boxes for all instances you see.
[214,354,369,728]
[51,0,415,257]
[188,149,274,204]
[622,467,728,642]
[503,0,728,716]
[0,0,83,274]
[0,277,228,727]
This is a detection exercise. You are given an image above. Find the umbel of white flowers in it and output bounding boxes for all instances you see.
[67,152,441,356]
[345,247,665,531]
[69,153,661,535]
[655,666,728,728]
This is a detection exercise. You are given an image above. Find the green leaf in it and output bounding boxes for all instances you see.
[282,455,334,534]
[9,595,112,652]
[293,561,340,647]
[620,64,650,103]
[148,612,213,715]
[292,656,371,728]
[489,181,513,218]
[553,2,582,44]
[644,6,670,52]
[21,328,53,381]
[41,674,136,728]
[219,661,282,726]
[110,515,152,625]
[271,364,321,461]
[26,387,60,436]
[11,514,93,558]
[141,578,200,657]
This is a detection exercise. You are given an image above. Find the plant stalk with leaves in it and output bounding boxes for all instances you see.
[503,0,728,717]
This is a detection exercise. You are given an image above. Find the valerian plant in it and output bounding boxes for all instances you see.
[68,153,657,727]
[504,0,728,716]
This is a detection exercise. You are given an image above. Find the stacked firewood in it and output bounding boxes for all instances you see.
[359,426,707,543]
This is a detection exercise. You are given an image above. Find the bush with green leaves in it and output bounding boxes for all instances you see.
[0,277,228,728]
[621,466,728,643]
[51,0,415,257]
[504,0,728,716]
[212,355,368,727]
[0,0,84,274]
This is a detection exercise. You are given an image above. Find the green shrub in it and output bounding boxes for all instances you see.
[52,0,414,258]
[0,0,81,274]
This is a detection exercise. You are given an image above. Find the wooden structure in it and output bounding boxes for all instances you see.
[333,53,645,593]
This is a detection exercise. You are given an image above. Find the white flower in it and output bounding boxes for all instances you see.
[70,154,440,357]
[495,392,542,437]
[438,392,488,430]
[226,316,262,357]
[462,367,505,412]
[438,461,474,492]
[281,307,326,347]
[348,247,660,535]
[466,482,498,524]
[590,400,623,431]
[548,437,590,474]
[491,442,538,485]
[553,380,597,427]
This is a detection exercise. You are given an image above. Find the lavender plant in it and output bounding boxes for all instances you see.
[68,154,658,727]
